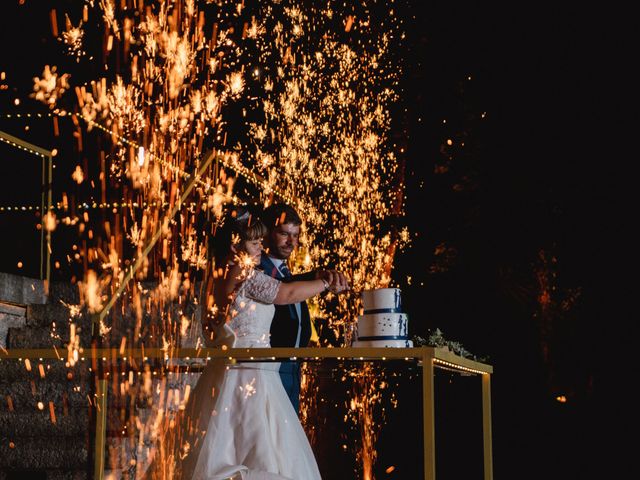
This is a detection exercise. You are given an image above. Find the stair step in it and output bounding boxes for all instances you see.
[47,281,80,306]
[0,435,88,470]
[0,359,90,383]
[0,379,91,412]
[7,326,92,349]
[0,272,47,306]
[40,471,88,480]
[0,410,88,436]
[0,469,88,480]
[1,302,27,350]
[26,304,74,328]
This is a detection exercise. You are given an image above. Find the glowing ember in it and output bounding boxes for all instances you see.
[61,14,85,60]
[31,65,70,108]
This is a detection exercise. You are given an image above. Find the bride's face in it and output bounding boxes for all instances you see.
[241,238,263,262]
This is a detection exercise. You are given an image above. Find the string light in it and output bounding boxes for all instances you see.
[74,108,297,203]
[80,112,298,205]
[0,112,55,119]
[433,358,491,376]
[0,200,198,212]
[2,347,491,370]
[0,133,47,158]
[1,109,298,205]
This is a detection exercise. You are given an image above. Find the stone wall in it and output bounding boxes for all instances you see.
[0,274,91,480]
[0,273,206,480]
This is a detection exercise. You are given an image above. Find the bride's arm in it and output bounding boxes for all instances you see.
[213,263,244,307]
[201,262,242,337]
[273,278,329,305]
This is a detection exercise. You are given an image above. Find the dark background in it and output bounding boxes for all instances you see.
[392,2,636,479]
[1,1,636,479]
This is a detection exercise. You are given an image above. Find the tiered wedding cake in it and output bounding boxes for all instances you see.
[352,288,413,347]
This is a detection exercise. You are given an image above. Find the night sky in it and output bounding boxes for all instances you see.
[1,1,636,479]
[394,3,635,478]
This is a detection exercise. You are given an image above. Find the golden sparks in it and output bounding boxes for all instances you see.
[61,14,85,60]
[17,1,407,477]
[31,65,71,108]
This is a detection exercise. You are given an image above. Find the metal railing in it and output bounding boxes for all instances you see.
[0,129,53,283]
[1,346,493,480]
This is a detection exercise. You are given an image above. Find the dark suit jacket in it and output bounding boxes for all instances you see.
[259,254,313,348]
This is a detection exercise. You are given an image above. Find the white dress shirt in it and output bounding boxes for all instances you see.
[268,256,302,347]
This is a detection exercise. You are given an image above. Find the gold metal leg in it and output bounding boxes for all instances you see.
[46,153,52,284]
[94,378,107,480]
[423,350,436,480]
[482,373,493,480]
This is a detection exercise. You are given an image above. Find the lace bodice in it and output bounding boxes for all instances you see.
[227,269,281,348]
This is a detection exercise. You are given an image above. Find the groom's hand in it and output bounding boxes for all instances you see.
[315,269,350,293]
[329,271,350,293]
[315,269,333,283]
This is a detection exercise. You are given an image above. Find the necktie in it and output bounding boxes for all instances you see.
[279,263,292,279]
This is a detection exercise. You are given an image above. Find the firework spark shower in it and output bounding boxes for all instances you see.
[2,2,409,478]
[27,0,408,350]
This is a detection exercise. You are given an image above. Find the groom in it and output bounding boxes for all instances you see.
[260,203,347,413]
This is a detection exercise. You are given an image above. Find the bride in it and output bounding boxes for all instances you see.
[173,206,348,480]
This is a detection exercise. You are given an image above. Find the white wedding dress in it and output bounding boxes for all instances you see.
[181,269,322,480]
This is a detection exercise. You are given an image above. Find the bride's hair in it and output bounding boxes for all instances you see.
[210,205,267,263]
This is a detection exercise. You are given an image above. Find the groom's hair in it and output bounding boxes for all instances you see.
[262,203,302,230]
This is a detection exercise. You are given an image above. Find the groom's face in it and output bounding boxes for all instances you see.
[268,222,300,260]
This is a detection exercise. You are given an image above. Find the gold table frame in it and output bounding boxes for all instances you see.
[2,346,493,480]
[0,129,53,283]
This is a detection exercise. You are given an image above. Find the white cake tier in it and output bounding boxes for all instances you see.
[352,339,414,348]
[361,288,402,313]
[356,313,409,339]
